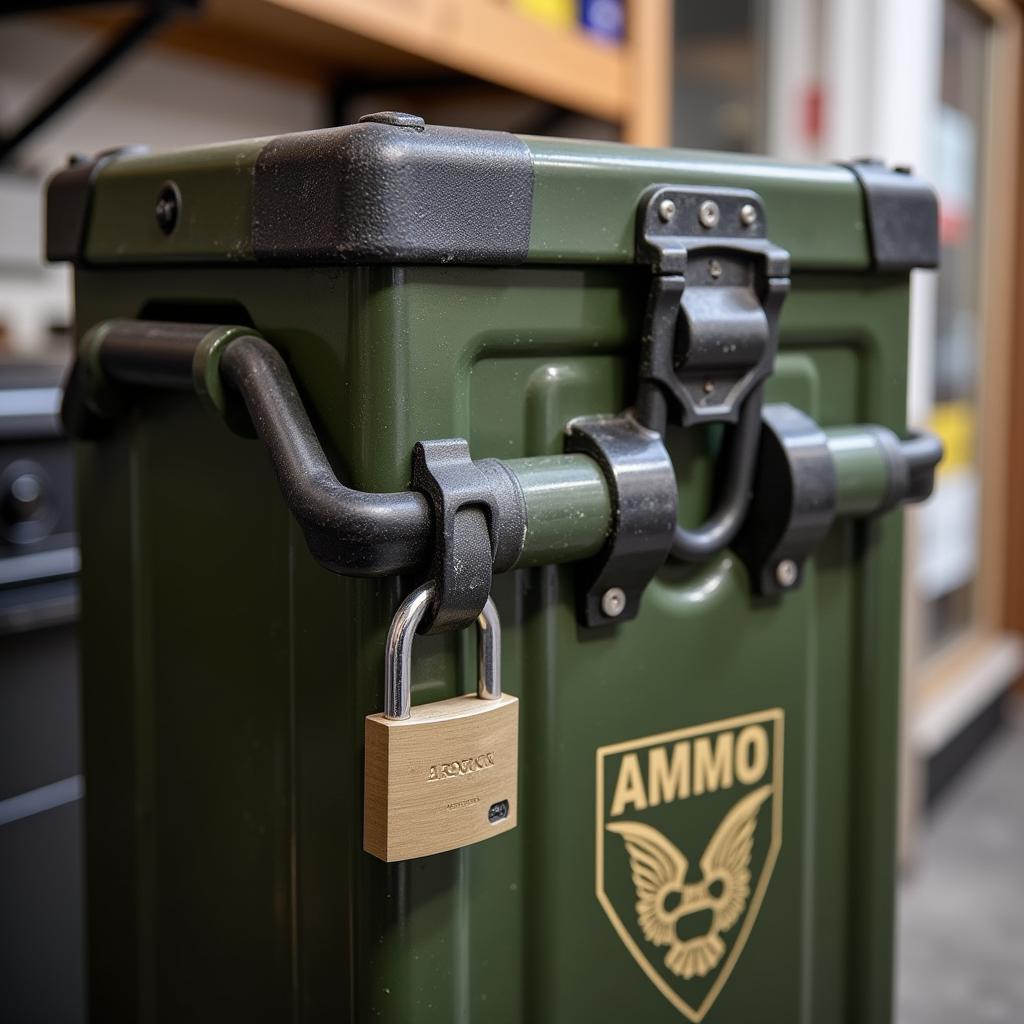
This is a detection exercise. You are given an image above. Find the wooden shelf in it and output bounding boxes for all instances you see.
[59,0,671,144]
[252,0,625,121]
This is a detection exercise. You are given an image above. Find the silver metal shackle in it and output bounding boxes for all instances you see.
[384,582,502,720]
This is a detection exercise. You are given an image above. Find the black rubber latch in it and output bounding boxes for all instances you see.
[841,159,940,272]
[410,438,526,634]
[565,415,678,627]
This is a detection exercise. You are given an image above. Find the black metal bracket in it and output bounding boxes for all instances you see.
[0,2,197,165]
[565,414,677,627]
[633,185,791,565]
[410,439,525,634]
[731,405,944,596]
[732,404,838,596]
[635,184,790,428]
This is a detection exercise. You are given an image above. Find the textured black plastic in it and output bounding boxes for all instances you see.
[59,323,530,583]
[252,119,534,265]
[565,414,677,627]
[732,403,838,597]
[864,425,943,513]
[219,337,434,577]
[635,184,790,428]
[410,439,526,634]
[45,146,149,263]
[634,184,790,565]
[842,160,940,272]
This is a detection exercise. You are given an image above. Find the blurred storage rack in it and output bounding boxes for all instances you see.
[0,362,83,1024]
[50,0,673,146]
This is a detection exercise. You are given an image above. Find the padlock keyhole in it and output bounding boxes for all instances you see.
[488,799,510,824]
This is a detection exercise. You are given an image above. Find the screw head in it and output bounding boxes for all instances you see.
[740,203,758,227]
[658,198,676,222]
[698,200,720,229]
[155,181,180,236]
[775,559,799,588]
[601,587,627,618]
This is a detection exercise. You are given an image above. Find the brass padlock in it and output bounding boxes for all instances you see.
[363,583,519,862]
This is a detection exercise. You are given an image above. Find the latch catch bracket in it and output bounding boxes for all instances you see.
[634,185,792,564]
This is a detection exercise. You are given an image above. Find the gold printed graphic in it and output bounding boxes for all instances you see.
[596,710,783,1021]
[608,786,771,979]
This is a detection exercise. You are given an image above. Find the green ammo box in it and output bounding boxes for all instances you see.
[48,113,941,1023]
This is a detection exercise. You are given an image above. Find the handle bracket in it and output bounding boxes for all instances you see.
[410,439,524,634]
[565,414,678,627]
[59,318,942,624]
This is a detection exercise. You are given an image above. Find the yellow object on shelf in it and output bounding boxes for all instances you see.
[929,400,975,475]
[512,0,577,29]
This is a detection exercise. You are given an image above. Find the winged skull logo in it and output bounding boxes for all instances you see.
[607,785,771,981]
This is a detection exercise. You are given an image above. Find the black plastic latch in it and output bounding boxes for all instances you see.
[565,414,677,627]
[410,439,525,634]
[632,183,791,566]
[635,184,790,429]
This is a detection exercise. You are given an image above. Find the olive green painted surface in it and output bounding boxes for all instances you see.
[70,127,910,1024]
[828,429,895,516]
[524,136,871,270]
[79,132,869,271]
[73,255,907,1023]
[85,140,266,264]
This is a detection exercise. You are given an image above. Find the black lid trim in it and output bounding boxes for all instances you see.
[251,119,534,265]
[45,145,148,264]
[840,159,940,272]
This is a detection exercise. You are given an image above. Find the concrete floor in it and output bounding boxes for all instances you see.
[896,702,1024,1023]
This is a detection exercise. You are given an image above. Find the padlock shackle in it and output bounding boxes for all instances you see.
[384,582,501,720]
[476,597,501,703]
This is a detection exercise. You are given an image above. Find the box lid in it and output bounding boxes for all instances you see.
[47,114,937,274]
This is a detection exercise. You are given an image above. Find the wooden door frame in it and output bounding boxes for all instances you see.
[899,0,1023,859]
[1004,0,1024,642]
[907,0,1022,700]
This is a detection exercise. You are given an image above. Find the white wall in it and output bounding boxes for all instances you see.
[818,0,944,425]
[0,18,324,357]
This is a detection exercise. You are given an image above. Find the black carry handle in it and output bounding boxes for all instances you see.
[60,320,525,632]
[62,318,943,629]
[61,320,432,577]
[219,335,436,577]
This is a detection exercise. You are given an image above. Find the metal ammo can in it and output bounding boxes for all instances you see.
[48,112,941,1023]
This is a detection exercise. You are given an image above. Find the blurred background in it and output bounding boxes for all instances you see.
[1,1,1022,1022]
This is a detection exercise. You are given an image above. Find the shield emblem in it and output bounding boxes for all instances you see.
[596,709,784,1021]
